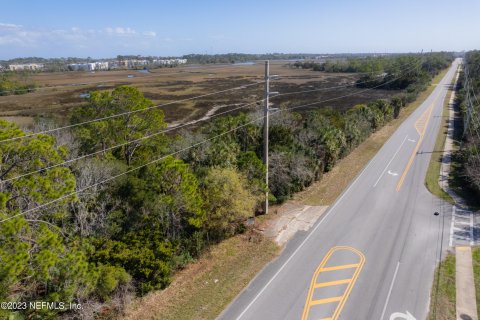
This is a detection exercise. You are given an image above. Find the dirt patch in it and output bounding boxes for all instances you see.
[259,203,328,246]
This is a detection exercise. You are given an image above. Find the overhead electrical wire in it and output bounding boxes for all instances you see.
[0,57,423,144]
[0,55,426,222]
[0,58,424,184]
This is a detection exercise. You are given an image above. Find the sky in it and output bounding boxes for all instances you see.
[0,0,478,59]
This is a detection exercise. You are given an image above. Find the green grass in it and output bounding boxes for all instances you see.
[473,247,480,319]
[424,74,455,203]
[429,253,456,320]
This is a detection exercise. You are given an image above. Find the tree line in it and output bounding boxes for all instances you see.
[0,53,453,319]
[293,53,453,93]
[452,51,480,200]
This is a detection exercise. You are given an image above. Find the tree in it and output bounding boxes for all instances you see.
[72,86,168,166]
[120,156,205,239]
[202,167,257,238]
[237,151,267,209]
[0,119,106,318]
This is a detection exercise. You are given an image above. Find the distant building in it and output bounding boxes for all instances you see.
[9,63,44,71]
[67,61,109,71]
[152,58,187,66]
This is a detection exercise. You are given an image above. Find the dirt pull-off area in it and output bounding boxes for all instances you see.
[259,203,328,246]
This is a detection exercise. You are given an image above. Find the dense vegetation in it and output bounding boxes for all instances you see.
[0,53,453,319]
[452,51,480,199]
[294,53,453,100]
[0,72,37,96]
[182,53,313,64]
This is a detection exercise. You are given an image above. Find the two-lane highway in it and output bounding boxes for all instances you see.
[220,59,460,320]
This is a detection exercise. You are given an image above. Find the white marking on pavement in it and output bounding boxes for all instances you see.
[387,170,398,176]
[407,139,416,142]
[449,206,455,247]
[380,262,400,320]
[450,206,476,246]
[373,135,408,187]
[233,144,379,320]
[389,311,416,320]
[470,210,474,246]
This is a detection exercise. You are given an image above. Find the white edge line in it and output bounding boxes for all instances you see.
[373,135,408,187]
[449,206,455,247]
[379,261,401,320]
[234,144,378,320]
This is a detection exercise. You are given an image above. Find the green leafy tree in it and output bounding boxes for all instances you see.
[202,167,257,238]
[0,119,105,318]
[72,86,168,165]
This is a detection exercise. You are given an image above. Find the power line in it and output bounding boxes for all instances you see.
[1,57,424,185]
[0,81,264,144]
[0,55,427,221]
[1,57,423,145]
[277,59,424,114]
[0,114,265,224]
[0,63,266,96]
[0,100,262,184]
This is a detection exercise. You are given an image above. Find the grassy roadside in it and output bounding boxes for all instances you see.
[122,232,279,320]
[424,74,456,203]
[298,68,450,206]
[428,253,456,320]
[473,247,480,319]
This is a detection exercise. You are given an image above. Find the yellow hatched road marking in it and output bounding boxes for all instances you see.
[314,278,352,288]
[320,263,359,272]
[301,246,365,320]
[310,296,343,305]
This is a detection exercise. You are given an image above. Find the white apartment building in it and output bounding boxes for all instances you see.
[9,63,44,71]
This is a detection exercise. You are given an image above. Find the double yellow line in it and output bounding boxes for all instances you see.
[301,246,365,320]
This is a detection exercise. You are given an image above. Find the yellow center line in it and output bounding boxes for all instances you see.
[320,263,359,272]
[396,95,439,192]
[314,278,352,288]
[301,246,365,320]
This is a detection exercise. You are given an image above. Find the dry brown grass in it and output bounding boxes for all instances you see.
[296,68,450,206]
[122,232,279,320]
[1,62,397,126]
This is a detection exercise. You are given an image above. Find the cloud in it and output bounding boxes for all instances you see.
[0,24,163,57]
[105,26,137,36]
[0,22,22,29]
[143,31,157,37]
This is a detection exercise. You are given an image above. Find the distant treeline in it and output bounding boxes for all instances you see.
[453,50,480,199]
[181,53,314,64]
[1,53,409,70]
[0,53,453,319]
[294,53,453,98]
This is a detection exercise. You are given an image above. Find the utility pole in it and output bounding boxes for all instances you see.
[263,61,270,214]
[262,61,279,214]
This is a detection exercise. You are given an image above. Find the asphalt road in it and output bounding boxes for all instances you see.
[220,59,461,320]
